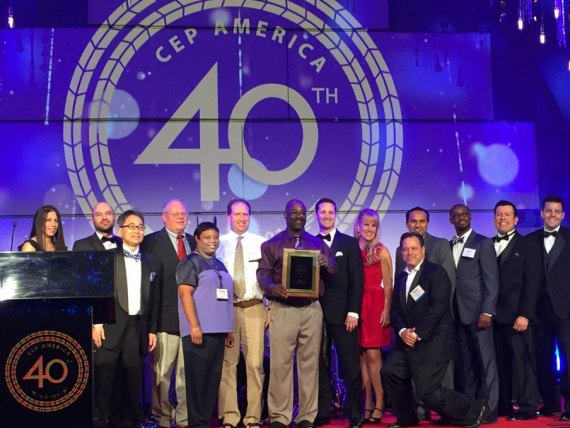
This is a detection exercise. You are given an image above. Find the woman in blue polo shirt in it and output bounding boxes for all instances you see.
[177,221,234,428]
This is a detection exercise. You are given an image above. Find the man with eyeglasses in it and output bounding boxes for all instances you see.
[142,199,195,428]
[91,209,159,428]
[257,199,336,428]
[448,203,499,425]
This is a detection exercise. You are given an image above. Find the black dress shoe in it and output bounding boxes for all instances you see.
[538,407,555,416]
[509,411,537,421]
[313,416,330,427]
[268,423,288,428]
[349,418,363,428]
[464,404,488,428]
[560,411,570,421]
[296,421,315,428]
[432,416,453,426]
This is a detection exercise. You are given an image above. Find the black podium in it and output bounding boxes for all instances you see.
[0,251,115,428]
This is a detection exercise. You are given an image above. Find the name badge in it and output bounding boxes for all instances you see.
[410,285,426,302]
[216,288,228,300]
[462,248,476,258]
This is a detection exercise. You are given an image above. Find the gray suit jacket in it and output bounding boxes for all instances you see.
[454,231,499,325]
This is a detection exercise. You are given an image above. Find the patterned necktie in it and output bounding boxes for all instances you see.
[177,234,187,261]
[295,236,302,249]
[234,236,246,299]
[451,236,465,246]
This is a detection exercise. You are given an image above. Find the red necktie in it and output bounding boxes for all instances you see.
[177,234,187,261]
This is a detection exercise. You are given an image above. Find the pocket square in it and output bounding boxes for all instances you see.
[335,251,344,257]
[150,272,157,281]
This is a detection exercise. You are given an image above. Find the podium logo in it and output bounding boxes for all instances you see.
[4,330,89,412]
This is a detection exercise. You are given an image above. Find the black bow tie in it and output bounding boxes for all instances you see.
[317,233,331,242]
[493,234,511,243]
[544,231,558,238]
[451,236,465,246]
[123,250,141,261]
[101,236,116,244]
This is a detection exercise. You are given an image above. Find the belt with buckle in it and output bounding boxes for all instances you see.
[234,298,263,309]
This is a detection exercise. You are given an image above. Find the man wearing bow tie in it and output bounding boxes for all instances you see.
[313,198,364,427]
[492,201,541,420]
[142,199,195,428]
[91,210,159,428]
[528,195,570,419]
[449,204,499,424]
[73,201,121,251]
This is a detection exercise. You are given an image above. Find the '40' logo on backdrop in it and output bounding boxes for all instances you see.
[63,0,403,232]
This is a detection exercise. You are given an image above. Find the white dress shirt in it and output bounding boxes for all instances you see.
[217,230,266,302]
[544,226,560,254]
[452,228,473,267]
[124,246,142,315]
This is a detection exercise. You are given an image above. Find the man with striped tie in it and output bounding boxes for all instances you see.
[217,199,267,428]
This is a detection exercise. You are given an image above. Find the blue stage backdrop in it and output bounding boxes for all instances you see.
[0,0,538,252]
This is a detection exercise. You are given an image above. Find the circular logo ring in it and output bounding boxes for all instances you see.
[64,0,403,231]
[5,330,89,412]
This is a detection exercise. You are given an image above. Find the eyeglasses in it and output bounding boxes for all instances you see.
[120,223,145,231]
[166,211,187,217]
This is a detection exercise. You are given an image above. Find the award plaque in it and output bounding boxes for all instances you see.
[282,248,320,298]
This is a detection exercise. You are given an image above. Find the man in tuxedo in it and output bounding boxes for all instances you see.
[381,232,487,428]
[92,209,158,428]
[528,195,570,420]
[449,203,499,423]
[492,200,540,420]
[141,199,195,428]
[395,206,456,421]
[73,201,120,251]
[313,198,364,428]
[217,199,268,428]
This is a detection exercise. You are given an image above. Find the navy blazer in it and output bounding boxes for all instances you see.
[453,231,499,325]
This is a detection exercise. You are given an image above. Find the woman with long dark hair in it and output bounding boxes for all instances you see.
[21,205,67,252]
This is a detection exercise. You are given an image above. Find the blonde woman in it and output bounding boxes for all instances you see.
[354,208,393,424]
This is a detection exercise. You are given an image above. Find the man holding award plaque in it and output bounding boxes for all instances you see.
[257,199,337,428]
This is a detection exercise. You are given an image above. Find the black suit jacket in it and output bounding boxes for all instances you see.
[319,230,364,325]
[392,262,454,363]
[495,232,541,324]
[101,248,158,351]
[528,226,570,320]
[141,228,196,333]
[72,232,122,251]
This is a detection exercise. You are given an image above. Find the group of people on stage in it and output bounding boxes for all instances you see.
[18,194,570,428]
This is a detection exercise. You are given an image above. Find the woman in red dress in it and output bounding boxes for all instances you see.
[354,208,393,424]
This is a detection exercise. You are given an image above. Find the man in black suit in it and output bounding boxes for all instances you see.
[395,207,456,421]
[449,204,499,423]
[92,209,158,428]
[314,198,364,428]
[73,201,120,251]
[492,200,541,420]
[381,232,487,428]
[528,195,570,420]
[141,199,195,428]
